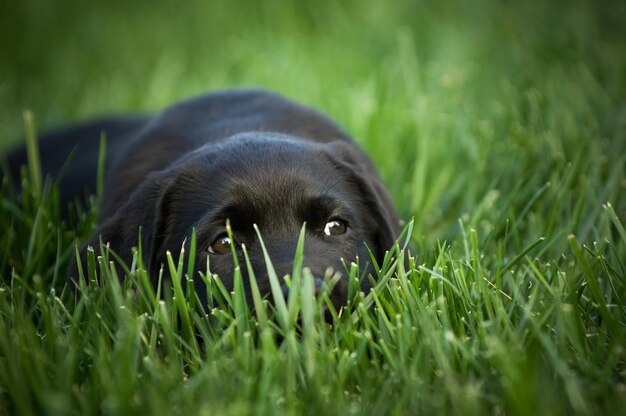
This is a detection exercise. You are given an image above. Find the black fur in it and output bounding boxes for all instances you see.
[5,90,400,307]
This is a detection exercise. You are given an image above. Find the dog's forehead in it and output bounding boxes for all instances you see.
[227,165,326,204]
[192,134,341,189]
[221,147,341,207]
[220,171,350,232]
[169,135,355,227]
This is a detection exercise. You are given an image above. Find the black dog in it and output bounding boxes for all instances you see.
[6,90,400,307]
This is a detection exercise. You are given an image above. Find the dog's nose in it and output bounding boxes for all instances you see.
[281,277,325,298]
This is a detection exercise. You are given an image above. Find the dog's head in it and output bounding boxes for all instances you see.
[86,133,399,307]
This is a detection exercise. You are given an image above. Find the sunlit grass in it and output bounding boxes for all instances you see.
[2,137,625,414]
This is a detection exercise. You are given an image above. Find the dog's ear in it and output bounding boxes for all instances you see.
[70,173,173,283]
[325,141,400,262]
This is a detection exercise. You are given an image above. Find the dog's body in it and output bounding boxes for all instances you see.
[6,90,400,306]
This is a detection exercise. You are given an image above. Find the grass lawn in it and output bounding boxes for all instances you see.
[1,0,625,414]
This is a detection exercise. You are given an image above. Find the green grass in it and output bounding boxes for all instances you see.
[1,0,625,414]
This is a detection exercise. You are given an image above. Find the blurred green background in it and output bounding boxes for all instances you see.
[1,0,625,247]
[1,2,626,413]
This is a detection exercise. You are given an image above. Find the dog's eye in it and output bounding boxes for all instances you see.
[208,235,234,255]
[324,219,347,236]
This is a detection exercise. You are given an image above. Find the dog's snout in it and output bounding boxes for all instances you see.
[312,277,326,294]
[280,277,325,298]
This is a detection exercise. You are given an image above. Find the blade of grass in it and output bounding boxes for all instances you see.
[254,224,289,331]
[241,243,268,330]
[166,245,196,351]
[22,110,41,198]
